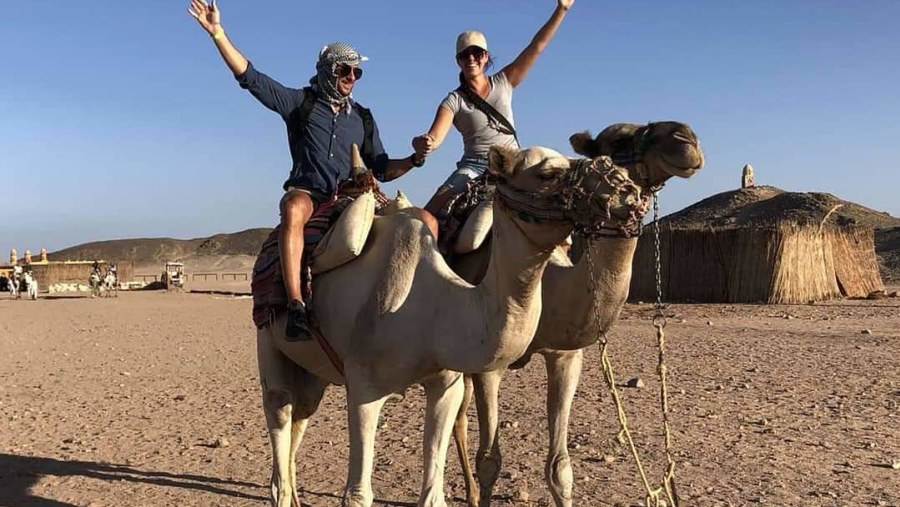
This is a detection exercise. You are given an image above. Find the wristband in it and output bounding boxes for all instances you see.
[212,27,225,40]
[410,154,425,168]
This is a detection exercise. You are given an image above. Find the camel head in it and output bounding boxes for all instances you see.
[569,121,704,191]
[488,145,648,237]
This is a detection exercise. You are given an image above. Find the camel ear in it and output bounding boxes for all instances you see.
[569,131,598,157]
[487,144,518,180]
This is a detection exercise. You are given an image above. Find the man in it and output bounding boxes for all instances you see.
[189,0,431,341]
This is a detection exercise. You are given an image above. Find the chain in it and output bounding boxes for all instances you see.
[652,191,678,506]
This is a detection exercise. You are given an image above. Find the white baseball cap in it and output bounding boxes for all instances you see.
[456,31,488,56]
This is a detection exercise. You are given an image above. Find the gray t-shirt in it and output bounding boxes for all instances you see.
[440,72,518,160]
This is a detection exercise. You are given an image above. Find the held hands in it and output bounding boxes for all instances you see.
[558,0,574,11]
[412,134,436,160]
[188,0,221,36]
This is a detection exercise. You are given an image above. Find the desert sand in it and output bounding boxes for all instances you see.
[1,287,898,506]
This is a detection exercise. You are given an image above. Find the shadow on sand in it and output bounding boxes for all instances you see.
[0,453,266,506]
[0,453,424,506]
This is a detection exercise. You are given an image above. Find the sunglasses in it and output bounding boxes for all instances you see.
[456,47,487,61]
[336,64,363,80]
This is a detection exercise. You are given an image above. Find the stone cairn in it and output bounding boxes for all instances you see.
[741,164,755,189]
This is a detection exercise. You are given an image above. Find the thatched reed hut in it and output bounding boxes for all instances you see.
[630,186,891,304]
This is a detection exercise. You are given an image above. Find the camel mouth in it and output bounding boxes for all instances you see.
[661,145,704,179]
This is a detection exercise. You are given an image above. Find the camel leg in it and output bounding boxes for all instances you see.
[343,370,388,507]
[453,375,479,507]
[543,349,584,507]
[472,370,505,507]
[418,371,465,507]
[288,370,329,507]
[258,328,304,507]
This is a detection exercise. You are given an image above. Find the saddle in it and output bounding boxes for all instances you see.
[251,173,404,330]
[437,174,496,256]
[437,174,573,263]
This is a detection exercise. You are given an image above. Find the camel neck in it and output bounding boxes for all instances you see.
[534,237,638,350]
[443,201,570,372]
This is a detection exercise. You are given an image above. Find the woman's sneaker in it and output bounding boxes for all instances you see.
[285,300,312,341]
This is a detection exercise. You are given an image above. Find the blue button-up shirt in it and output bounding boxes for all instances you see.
[236,63,390,200]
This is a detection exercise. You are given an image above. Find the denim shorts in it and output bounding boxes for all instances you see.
[438,157,490,193]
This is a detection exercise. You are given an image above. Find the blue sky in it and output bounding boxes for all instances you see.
[2,0,898,257]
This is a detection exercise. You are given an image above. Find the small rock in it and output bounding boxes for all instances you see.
[862,329,873,335]
[173,394,187,401]
[515,489,530,502]
[401,436,410,444]
[891,460,900,470]
[213,437,230,448]
[706,320,713,326]
[626,377,645,389]
[602,454,616,464]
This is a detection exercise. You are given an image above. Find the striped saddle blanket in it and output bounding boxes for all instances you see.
[251,178,390,329]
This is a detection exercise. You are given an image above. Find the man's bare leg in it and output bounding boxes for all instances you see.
[279,189,315,341]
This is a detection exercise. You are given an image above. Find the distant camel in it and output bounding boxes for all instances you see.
[8,275,19,299]
[89,271,102,298]
[23,271,38,300]
[102,271,118,297]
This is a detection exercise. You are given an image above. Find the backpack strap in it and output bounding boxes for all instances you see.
[353,103,376,165]
[297,86,318,129]
[296,86,375,166]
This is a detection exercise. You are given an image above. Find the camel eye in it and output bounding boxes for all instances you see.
[538,171,558,181]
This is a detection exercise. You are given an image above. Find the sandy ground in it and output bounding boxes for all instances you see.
[1,288,898,507]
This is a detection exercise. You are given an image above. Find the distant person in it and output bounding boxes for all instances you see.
[188,0,431,341]
[412,0,575,230]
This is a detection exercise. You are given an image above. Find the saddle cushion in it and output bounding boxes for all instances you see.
[311,191,376,274]
[453,200,493,254]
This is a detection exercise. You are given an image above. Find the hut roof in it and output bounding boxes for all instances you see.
[661,186,900,230]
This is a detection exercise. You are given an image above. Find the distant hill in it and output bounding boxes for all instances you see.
[659,186,900,282]
[50,228,273,273]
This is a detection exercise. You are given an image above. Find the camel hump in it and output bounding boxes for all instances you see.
[311,191,377,274]
[453,200,494,254]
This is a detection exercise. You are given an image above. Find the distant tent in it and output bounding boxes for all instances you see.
[630,187,888,304]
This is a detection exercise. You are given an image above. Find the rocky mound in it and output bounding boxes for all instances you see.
[50,228,273,272]
[659,186,900,282]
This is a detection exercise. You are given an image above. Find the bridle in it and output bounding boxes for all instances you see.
[495,157,648,238]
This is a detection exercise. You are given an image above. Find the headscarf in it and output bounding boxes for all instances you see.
[309,42,368,113]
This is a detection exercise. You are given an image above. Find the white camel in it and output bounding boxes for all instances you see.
[89,271,102,298]
[102,271,118,297]
[254,145,649,507]
[23,271,38,300]
[451,122,705,507]
[8,274,19,299]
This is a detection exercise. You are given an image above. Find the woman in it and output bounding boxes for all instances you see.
[414,0,575,225]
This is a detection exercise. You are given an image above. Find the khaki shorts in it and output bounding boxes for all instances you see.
[282,187,328,210]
